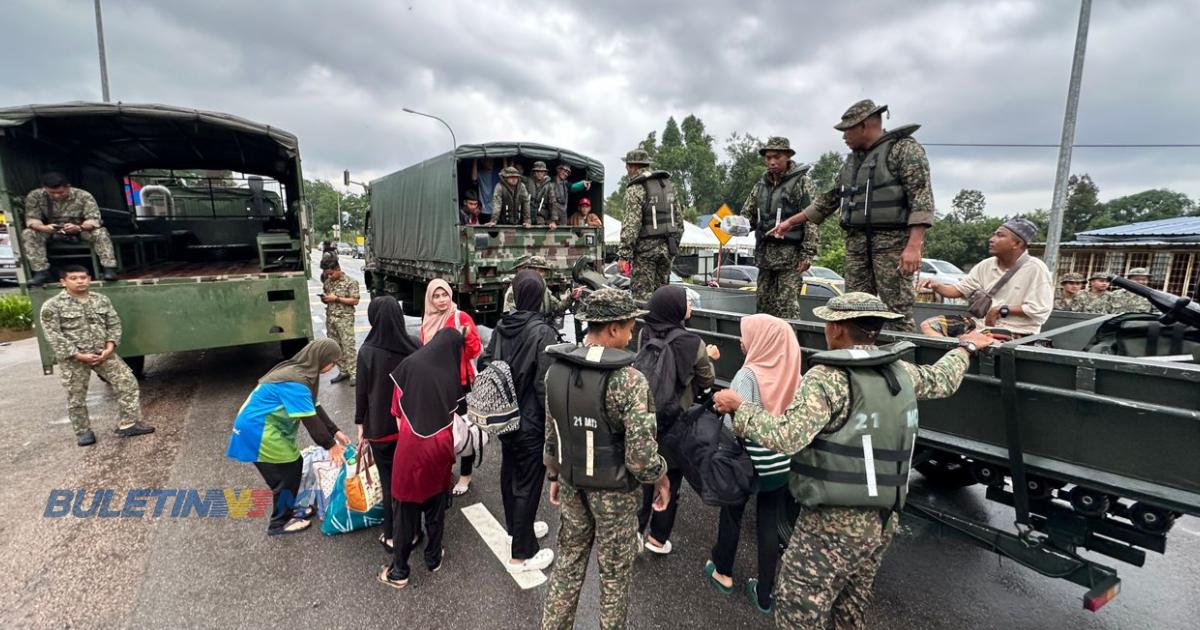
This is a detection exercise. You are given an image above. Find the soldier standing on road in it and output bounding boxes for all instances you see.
[320,258,360,385]
[1107,267,1154,313]
[771,100,936,331]
[740,137,820,319]
[22,172,120,285]
[1068,271,1112,314]
[541,288,671,630]
[617,149,682,301]
[529,161,561,228]
[713,292,994,629]
[1054,272,1085,310]
[40,265,155,446]
[489,166,532,227]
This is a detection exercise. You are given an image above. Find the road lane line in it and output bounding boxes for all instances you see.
[461,502,547,589]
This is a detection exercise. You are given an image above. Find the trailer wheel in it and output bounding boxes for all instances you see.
[1025,476,1054,501]
[1130,502,1175,534]
[970,461,1006,486]
[1068,486,1110,518]
[914,453,977,488]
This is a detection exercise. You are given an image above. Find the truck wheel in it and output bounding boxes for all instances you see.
[1024,476,1054,501]
[914,453,977,488]
[124,356,146,379]
[1130,502,1175,534]
[970,461,1006,486]
[280,338,309,359]
[1068,486,1111,518]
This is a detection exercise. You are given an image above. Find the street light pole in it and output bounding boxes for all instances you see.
[93,0,111,102]
[1044,0,1092,274]
[402,108,457,152]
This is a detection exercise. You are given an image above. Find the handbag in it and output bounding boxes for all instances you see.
[321,444,386,535]
[452,412,490,462]
[344,441,383,513]
[967,253,1028,319]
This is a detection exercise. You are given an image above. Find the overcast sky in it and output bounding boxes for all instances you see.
[3,0,1197,216]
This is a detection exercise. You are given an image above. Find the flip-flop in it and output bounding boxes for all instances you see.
[704,561,733,596]
[379,532,394,554]
[452,481,471,496]
[377,565,409,589]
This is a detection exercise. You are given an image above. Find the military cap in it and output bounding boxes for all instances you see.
[1127,267,1151,278]
[834,99,889,131]
[532,161,548,172]
[1089,270,1111,281]
[812,292,902,322]
[1059,272,1084,284]
[523,255,552,269]
[622,149,652,166]
[577,288,648,323]
[759,136,796,157]
[500,166,521,178]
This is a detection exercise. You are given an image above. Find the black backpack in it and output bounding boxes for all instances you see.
[667,403,755,508]
[633,328,689,431]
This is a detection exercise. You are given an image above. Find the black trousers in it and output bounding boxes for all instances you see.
[711,484,790,609]
[389,493,449,580]
[459,453,475,477]
[500,439,546,560]
[369,439,397,540]
[253,458,303,530]
[637,467,684,542]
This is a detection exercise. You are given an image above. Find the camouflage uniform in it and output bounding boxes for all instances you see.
[529,162,561,225]
[40,290,141,435]
[501,255,575,315]
[492,166,532,225]
[740,147,820,319]
[804,101,937,332]
[322,273,360,379]
[1068,290,1112,314]
[22,188,118,271]
[619,151,681,301]
[1054,272,1084,310]
[542,289,667,630]
[1107,268,1154,313]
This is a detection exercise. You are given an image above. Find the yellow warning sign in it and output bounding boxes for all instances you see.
[708,204,733,247]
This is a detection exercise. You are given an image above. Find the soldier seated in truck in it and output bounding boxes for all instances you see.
[21,172,120,285]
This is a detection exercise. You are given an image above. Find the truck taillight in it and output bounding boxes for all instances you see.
[1083,578,1119,612]
[476,293,495,305]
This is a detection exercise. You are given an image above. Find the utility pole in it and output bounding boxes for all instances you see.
[1044,0,1092,273]
[94,0,111,102]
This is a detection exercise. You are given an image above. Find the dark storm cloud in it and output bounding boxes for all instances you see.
[1,0,1196,214]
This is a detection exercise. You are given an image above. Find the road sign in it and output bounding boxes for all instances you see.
[708,204,733,246]
[355,235,365,245]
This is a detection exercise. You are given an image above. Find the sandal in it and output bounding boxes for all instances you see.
[267,517,312,536]
[452,479,471,496]
[377,565,409,589]
[379,532,394,554]
[704,561,733,596]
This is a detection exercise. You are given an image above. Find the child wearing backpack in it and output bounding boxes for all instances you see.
[634,285,719,554]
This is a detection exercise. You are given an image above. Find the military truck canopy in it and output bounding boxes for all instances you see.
[454,142,605,183]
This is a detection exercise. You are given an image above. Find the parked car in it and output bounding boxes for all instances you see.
[336,242,354,257]
[0,238,17,283]
[919,258,967,285]
[695,265,759,289]
[803,265,845,292]
[352,245,365,259]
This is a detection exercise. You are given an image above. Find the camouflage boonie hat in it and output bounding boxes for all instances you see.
[1059,272,1084,284]
[834,99,889,131]
[622,149,652,166]
[556,163,572,173]
[812,292,902,322]
[522,255,552,269]
[1127,267,1151,277]
[759,136,796,157]
[500,166,521,178]
[577,288,648,323]
[1089,270,1111,281]
[532,161,548,172]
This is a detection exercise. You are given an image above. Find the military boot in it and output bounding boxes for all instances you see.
[77,430,97,447]
[115,422,156,438]
[330,373,350,384]
[29,269,53,286]
[101,266,119,281]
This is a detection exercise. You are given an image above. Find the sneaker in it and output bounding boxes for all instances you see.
[29,269,53,286]
[267,517,312,536]
[76,430,97,447]
[534,521,549,539]
[115,422,156,438]
[101,266,119,281]
[428,548,446,573]
[506,548,554,573]
[377,565,409,589]
[330,373,350,384]
[645,537,673,555]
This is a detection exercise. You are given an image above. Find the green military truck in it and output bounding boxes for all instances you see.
[0,103,314,376]
[362,142,605,325]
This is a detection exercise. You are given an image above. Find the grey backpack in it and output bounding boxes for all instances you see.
[465,335,521,436]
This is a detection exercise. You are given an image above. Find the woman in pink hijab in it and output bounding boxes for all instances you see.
[420,279,483,495]
[705,314,802,614]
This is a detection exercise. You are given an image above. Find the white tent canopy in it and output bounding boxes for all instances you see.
[604,214,622,246]
[603,215,756,254]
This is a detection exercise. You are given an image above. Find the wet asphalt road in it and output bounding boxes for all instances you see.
[0,254,1196,629]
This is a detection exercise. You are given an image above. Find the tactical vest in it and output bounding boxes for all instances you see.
[789,342,919,512]
[632,171,677,238]
[531,180,555,222]
[755,163,812,244]
[838,124,920,229]
[498,183,524,225]
[545,343,641,491]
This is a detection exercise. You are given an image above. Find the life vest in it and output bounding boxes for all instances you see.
[755,162,812,244]
[631,170,677,238]
[497,183,526,225]
[837,125,920,229]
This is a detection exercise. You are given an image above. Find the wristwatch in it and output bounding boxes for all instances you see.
[998,305,1011,318]
[959,340,979,354]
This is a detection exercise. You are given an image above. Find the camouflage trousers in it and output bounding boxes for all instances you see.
[325,314,357,378]
[21,227,118,272]
[59,355,141,435]
[541,483,641,630]
[630,239,673,302]
[774,509,895,629]
[844,229,915,332]
[757,268,804,320]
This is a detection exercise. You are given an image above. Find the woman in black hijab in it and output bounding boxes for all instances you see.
[477,269,562,573]
[636,284,718,554]
[355,296,421,552]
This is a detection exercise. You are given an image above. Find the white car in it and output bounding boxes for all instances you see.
[919,258,967,285]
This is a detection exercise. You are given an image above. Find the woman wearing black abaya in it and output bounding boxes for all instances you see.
[355,296,421,553]
[478,269,561,573]
[635,285,718,554]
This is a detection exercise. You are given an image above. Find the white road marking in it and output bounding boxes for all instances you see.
[1179,526,1200,538]
[461,502,547,589]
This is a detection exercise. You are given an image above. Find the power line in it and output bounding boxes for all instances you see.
[924,142,1200,148]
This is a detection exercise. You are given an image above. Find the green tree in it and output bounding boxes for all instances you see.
[1099,189,1197,225]
[809,152,846,273]
[951,189,987,223]
[1063,174,1102,241]
[808,151,843,195]
[720,132,765,209]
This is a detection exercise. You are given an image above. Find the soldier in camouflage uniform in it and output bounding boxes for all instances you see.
[1107,267,1154,313]
[1054,272,1085,310]
[714,293,993,629]
[22,173,119,285]
[771,100,937,332]
[740,137,819,319]
[618,149,682,301]
[1068,271,1112,314]
[489,166,532,227]
[529,161,561,228]
[541,288,671,630]
[320,258,360,385]
[501,255,580,316]
[39,265,155,446]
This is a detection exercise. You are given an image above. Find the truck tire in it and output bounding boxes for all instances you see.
[280,338,308,359]
[914,452,977,488]
[1130,502,1175,535]
[1068,486,1111,518]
